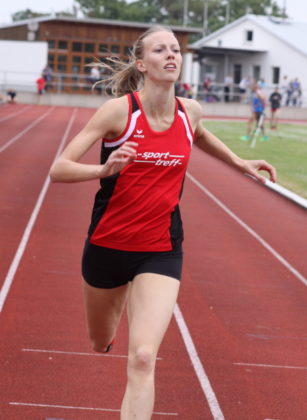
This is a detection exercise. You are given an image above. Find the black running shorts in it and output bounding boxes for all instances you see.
[82,239,183,289]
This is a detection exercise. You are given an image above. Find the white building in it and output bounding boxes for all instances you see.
[0,40,48,92]
[188,14,307,104]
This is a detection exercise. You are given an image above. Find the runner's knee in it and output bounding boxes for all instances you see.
[128,346,156,374]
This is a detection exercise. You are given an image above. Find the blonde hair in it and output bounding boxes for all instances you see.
[91,25,175,97]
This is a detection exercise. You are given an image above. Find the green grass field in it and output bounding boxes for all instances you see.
[202,119,307,199]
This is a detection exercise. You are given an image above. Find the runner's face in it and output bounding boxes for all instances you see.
[138,31,182,82]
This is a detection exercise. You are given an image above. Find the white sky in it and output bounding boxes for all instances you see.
[1,0,307,25]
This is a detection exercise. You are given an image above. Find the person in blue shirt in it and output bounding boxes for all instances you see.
[241,82,268,142]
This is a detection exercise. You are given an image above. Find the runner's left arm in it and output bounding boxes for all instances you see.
[194,121,276,184]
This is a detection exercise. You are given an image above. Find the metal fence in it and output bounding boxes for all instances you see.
[178,82,306,108]
[0,70,106,95]
[1,70,306,108]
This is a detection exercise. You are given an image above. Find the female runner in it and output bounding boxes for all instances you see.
[50,25,276,419]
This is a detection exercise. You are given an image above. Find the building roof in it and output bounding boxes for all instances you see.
[0,15,202,34]
[190,14,307,57]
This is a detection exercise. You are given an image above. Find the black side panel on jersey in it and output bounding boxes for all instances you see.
[87,170,120,239]
[169,176,185,248]
[169,204,184,249]
[88,143,120,239]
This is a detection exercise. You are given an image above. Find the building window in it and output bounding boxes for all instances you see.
[272,67,280,84]
[246,30,253,42]
[58,40,68,50]
[253,65,261,81]
[58,55,67,62]
[72,42,82,52]
[111,44,120,54]
[233,64,242,84]
[99,44,108,53]
[124,46,132,56]
[47,40,55,49]
[84,56,94,73]
[72,65,81,73]
[57,64,67,72]
[85,43,95,53]
[72,56,81,63]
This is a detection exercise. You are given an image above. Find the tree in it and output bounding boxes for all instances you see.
[75,0,129,20]
[226,0,285,24]
[12,9,49,21]
[12,8,76,21]
[121,0,162,23]
[13,0,286,33]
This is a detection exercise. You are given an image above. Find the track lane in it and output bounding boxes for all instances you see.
[0,106,54,149]
[187,147,307,279]
[0,106,80,287]
[0,139,212,419]
[179,149,307,419]
[0,104,33,123]
[1,107,307,419]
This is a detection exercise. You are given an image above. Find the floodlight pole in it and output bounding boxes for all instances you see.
[183,0,188,26]
[203,0,209,36]
[225,1,230,25]
[283,0,287,17]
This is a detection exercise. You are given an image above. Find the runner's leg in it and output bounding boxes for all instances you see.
[121,273,180,420]
[83,280,129,352]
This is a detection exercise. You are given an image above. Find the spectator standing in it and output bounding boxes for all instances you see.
[285,79,294,106]
[291,78,302,106]
[269,87,282,130]
[241,82,268,141]
[36,75,45,105]
[239,76,251,103]
[88,66,102,94]
[224,74,233,102]
[42,66,53,91]
[7,89,17,104]
[280,75,289,106]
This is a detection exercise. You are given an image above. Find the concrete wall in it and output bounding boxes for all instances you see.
[13,91,307,121]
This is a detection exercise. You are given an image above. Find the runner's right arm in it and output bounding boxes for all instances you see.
[49,96,138,183]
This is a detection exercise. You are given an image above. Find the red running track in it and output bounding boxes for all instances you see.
[0,104,306,420]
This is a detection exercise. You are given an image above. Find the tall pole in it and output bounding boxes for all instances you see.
[283,0,287,17]
[183,0,188,26]
[203,0,209,37]
[225,0,230,25]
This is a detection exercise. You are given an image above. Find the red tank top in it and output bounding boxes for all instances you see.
[88,91,194,251]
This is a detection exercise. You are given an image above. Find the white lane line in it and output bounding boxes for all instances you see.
[0,108,77,313]
[186,172,307,287]
[234,362,307,371]
[174,304,225,420]
[9,402,178,416]
[21,348,163,360]
[0,105,32,123]
[0,106,54,153]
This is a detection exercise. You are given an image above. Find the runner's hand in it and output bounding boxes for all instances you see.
[242,159,277,184]
[100,141,138,177]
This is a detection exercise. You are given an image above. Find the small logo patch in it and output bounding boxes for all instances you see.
[133,129,145,138]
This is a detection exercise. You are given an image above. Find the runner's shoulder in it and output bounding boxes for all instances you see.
[177,97,203,127]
